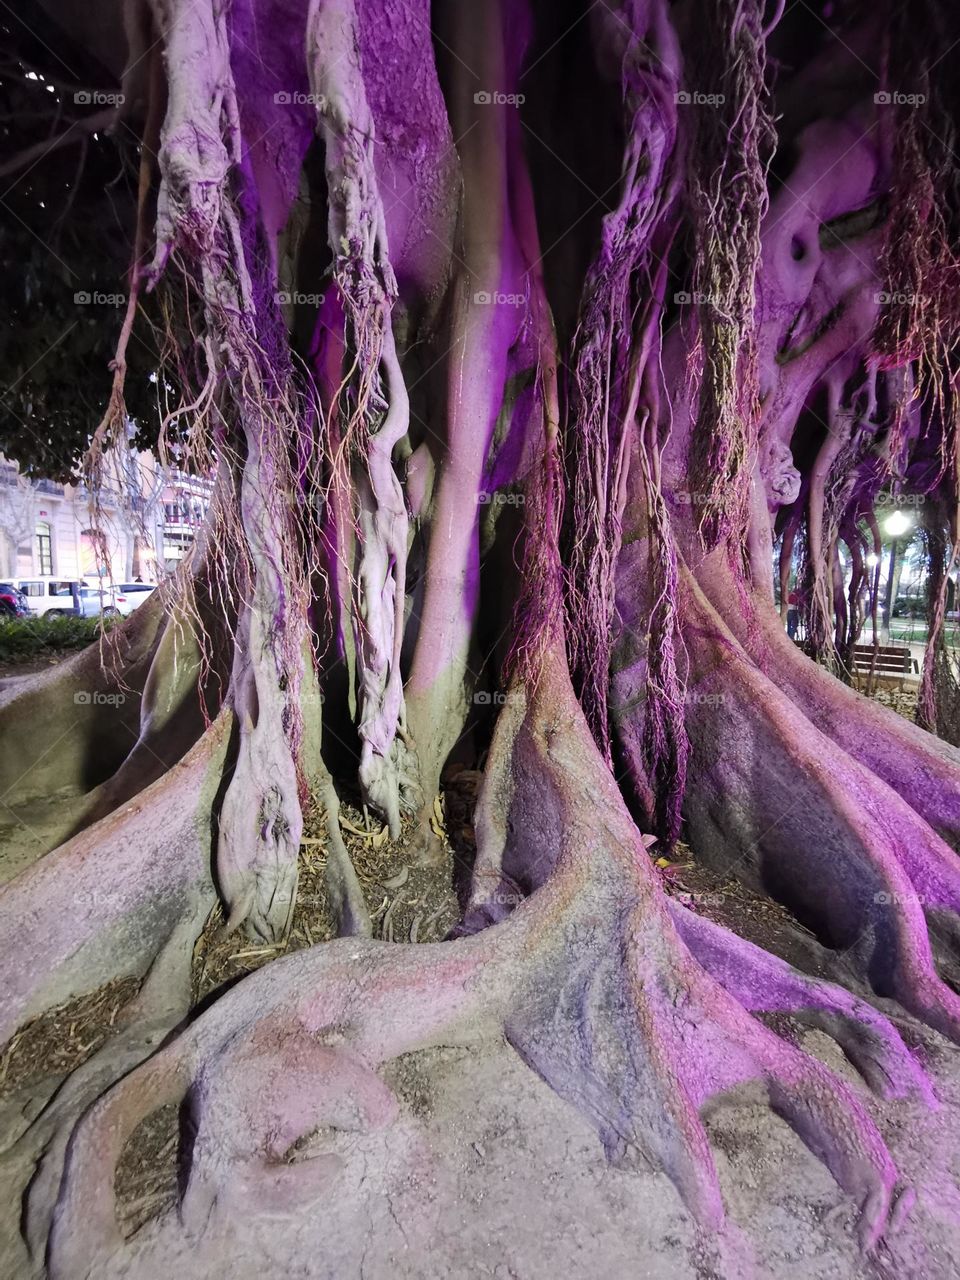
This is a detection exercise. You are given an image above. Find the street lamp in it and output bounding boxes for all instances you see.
[884,510,912,537]
[880,509,913,640]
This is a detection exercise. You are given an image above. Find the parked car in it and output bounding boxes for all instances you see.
[114,582,157,616]
[13,577,90,617]
[0,582,30,618]
[77,585,120,618]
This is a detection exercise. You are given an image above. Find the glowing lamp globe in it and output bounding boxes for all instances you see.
[884,511,912,537]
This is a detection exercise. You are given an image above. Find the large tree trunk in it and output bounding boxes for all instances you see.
[3,0,960,1274]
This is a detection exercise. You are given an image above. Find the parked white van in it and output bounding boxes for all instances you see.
[14,576,105,617]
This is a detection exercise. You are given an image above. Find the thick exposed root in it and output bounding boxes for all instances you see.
[677,571,960,1042]
[0,715,232,1275]
[38,656,921,1273]
[0,597,166,809]
[0,599,226,890]
[46,936,495,1278]
[5,898,208,1272]
[698,554,960,845]
[0,715,228,1047]
[76,592,228,834]
[669,902,934,1105]
[494,658,905,1251]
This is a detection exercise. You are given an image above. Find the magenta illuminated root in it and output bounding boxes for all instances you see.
[683,0,774,550]
[565,0,682,758]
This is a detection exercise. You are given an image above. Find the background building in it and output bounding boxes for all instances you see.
[0,445,213,583]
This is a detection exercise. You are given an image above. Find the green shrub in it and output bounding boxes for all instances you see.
[0,614,119,664]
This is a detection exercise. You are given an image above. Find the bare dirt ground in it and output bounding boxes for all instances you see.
[0,652,82,683]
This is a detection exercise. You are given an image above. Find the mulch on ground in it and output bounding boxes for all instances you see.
[192,766,480,1003]
[656,844,823,974]
[0,976,140,1098]
[114,1102,181,1239]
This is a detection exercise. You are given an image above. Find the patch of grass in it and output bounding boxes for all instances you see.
[0,614,118,664]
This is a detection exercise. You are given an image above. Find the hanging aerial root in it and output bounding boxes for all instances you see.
[82,38,164,525]
[918,493,960,743]
[683,0,775,549]
[140,0,321,941]
[566,0,682,756]
[802,375,858,664]
[873,0,960,390]
[307,0,415,837]
[635,395,689,849]
[871,1,960,739]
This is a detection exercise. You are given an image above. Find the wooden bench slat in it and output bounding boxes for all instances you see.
[850,644,918,675]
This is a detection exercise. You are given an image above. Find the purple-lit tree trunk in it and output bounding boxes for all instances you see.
[3,0,960,1273]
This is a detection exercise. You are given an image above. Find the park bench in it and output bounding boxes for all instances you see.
[850,643,919,684]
